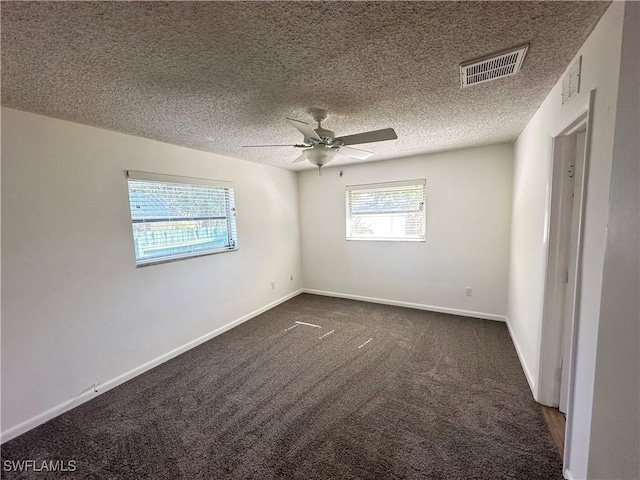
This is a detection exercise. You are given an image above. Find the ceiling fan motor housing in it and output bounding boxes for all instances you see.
[313,127,335,141]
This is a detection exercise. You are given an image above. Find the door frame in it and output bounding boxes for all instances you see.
[537,90,595,469]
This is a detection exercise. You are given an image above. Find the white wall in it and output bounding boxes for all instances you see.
[507,2,626,478]
[587,2,639,479]
[1,107,303,441]
[298,144,513,320]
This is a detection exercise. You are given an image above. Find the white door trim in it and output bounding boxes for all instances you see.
[538,89,596,473]
[561,88,595,475]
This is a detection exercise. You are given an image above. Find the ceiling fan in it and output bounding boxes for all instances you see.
[243,109,397,174]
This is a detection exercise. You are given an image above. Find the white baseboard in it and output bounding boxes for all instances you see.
[0,289,303,444]
[302,289,507,322]
[505,318,537,396]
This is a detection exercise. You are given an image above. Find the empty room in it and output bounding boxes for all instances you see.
[1,1,638,479]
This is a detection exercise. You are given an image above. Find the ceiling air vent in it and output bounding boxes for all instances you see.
[460,45,528,88]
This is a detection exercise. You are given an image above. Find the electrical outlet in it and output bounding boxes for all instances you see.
[465,287,473,297]
[271,281,276,289]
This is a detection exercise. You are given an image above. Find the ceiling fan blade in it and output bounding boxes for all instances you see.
[292,153,308,164]
[336,128,397,146]
[338,146,374,160]
[286,118,322,141]
[242,144,299,148]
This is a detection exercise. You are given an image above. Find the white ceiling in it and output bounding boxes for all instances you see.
[1,1,610,170]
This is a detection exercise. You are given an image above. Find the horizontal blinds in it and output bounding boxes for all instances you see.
[345,178,426,191]
[127,176,238,265]
[127,170,232,189]
[345,180,425,241]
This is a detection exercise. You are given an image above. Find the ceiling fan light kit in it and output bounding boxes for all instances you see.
[243,109,398,174]
[301,146,338,175]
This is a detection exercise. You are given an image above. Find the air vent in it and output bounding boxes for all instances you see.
[460,45,528,88]
[562,56,581,105]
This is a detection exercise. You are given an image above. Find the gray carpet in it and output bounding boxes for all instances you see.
[1,294,563,479]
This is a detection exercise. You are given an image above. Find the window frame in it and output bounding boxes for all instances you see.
[345,179,426,242]
[126,171,239,267]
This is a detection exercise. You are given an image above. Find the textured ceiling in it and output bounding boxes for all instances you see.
[1,1,610,170]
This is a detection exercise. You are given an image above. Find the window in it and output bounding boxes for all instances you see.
[345,179,426,241]
[126,171,238,266]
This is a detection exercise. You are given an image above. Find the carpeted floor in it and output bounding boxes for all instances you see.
[1,294,563,479]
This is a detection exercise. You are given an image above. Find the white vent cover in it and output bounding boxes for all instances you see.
[562,56,582,105]
[460,45,528,88]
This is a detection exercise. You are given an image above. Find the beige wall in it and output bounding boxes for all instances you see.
[1,107,303,441]
[507,2,629,478]
[587,2,639,479]
[298,144,513,320]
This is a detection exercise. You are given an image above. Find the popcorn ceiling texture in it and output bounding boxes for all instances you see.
[1,1,610,170]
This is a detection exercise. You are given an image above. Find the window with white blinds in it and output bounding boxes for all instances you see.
[345,179,426,241]
[126,171,238,266]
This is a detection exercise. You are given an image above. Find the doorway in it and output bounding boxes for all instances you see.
[538,90,594,473]
[557,126,586,413]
